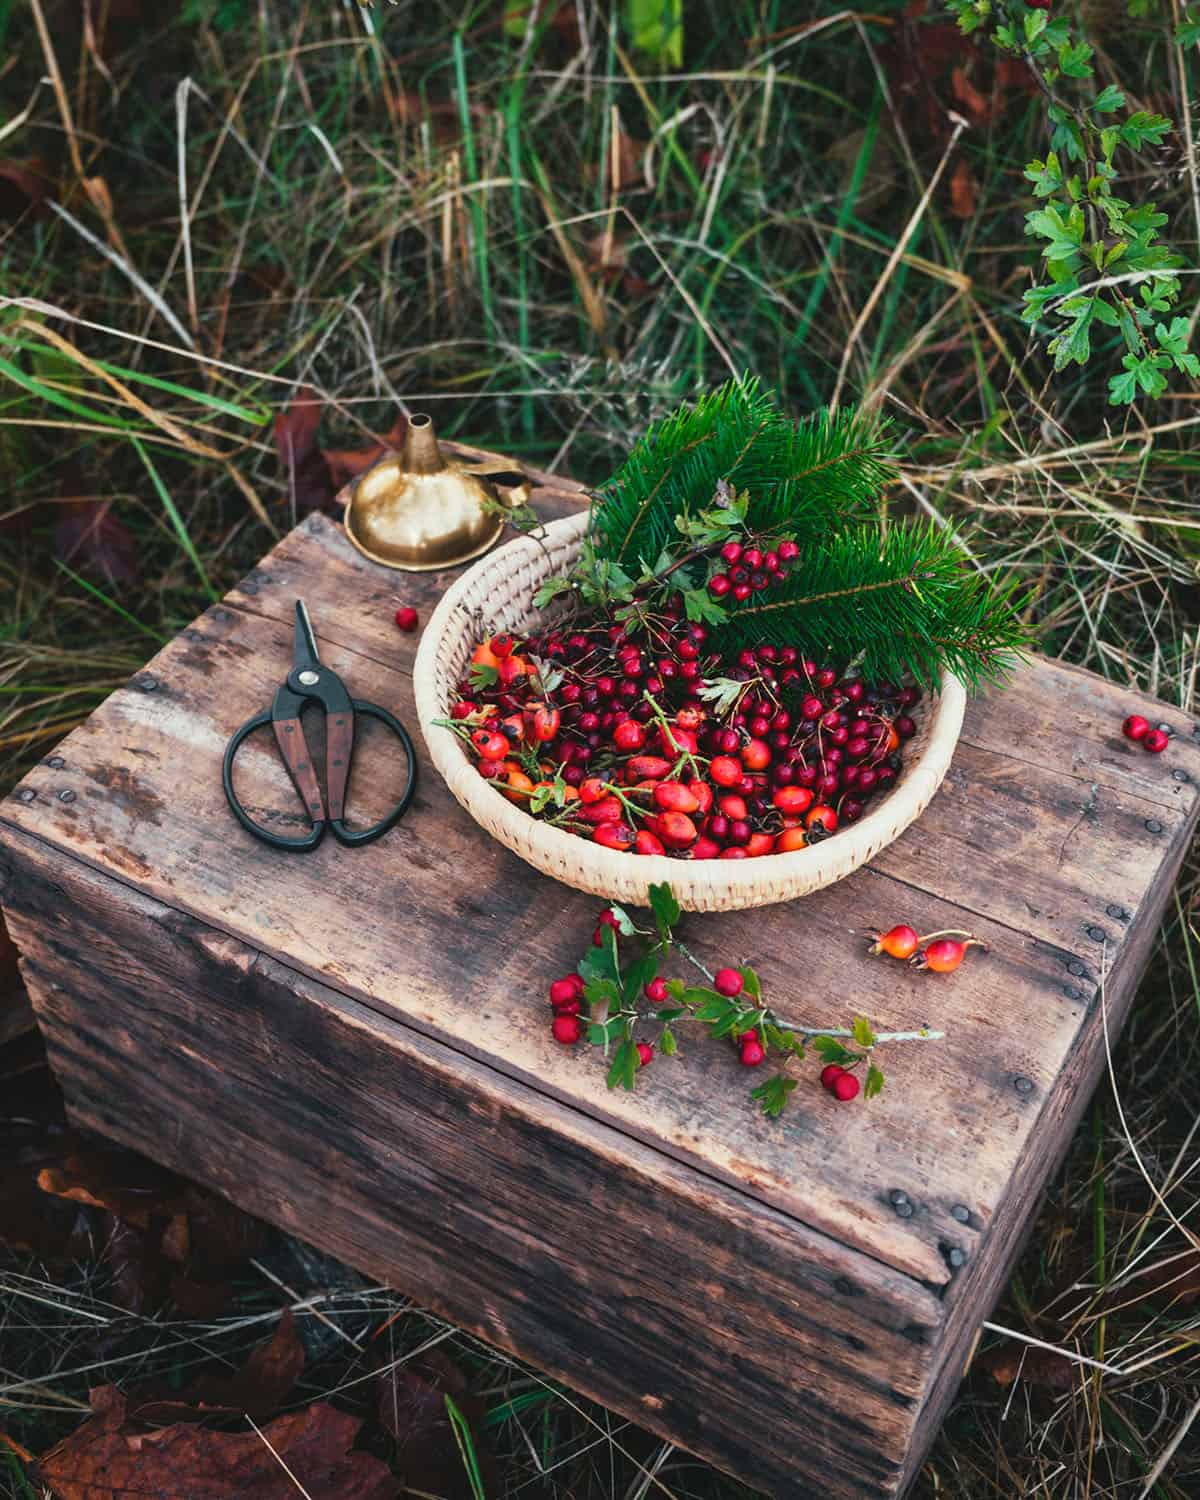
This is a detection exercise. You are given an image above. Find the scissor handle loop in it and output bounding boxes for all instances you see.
[331,699,418,847]
[222,699,417,852]
[222,709,326,851]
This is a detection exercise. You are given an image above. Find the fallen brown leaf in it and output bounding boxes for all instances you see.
[176,1311,305,1422]
[980,1343,1077,1390]
[54,500,140,590]
[1130,1249,1200,1307]
[378,1347,495,1500]
[0,157,54,219]
[37,1145,184,1228]
[38,1387,398,1500]
[274,386,333,518]
[323,414,407,492]
[948,156,979,219]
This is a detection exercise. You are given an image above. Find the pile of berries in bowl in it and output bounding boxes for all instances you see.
[414,510,967,913]
[446,614,921,860]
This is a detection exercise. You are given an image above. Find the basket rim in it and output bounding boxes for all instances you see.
[413,512,966,904]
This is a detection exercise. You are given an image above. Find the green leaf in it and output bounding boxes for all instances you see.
[579,926,622,988]
[1023,8,1047,45]
[660,1024,677,1057]
[1056,40,1093,78]
[532,574,573,609]
[607,1038,639,1091]
[1025,203,1085,262]
[864,1064,885,1100]
[681,586,729,625]
[739,966,762,1002]
[468,662,498,691]
[750,1075,798,1119]
[649,881,681,942]
[1094,83,1125,114]
[851,1016,877,1049]
[693,995,737,1025]
[622,952,659,1006]
[1120,112,1172,150]
[811,1036,857,1067]
[607,904,640,937]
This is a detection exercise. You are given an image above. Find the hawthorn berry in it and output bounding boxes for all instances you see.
[549,976,581,1008]
[1143,728,1169,754]
[394,606,419,632]
[636,1042,654,1067]
[552,1014,583,1045]
[820,1064,845,1091]
[739,1037,766,1067]
[644,976,670,1004]
[714,967,744,997]
[832,1072,861,1102]
[1122,713,1150,742]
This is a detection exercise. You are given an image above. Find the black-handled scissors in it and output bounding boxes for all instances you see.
[222,600,417,851]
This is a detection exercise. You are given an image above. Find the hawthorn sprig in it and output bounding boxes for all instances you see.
[572,883,944,1118]
[946,0,1192,403]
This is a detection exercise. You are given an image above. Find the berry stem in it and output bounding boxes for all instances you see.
[673,941,944,1044]
[916,928,981,944]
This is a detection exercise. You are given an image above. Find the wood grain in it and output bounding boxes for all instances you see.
[3,827,940,1500]
[2,462,1196,1499]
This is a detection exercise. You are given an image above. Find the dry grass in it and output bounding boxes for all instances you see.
[3,2,1200,1496]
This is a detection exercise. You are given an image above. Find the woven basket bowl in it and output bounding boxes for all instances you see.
[414,512,966,913]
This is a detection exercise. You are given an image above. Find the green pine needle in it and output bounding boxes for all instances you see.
[584,379,1030,690]
[590,375,894,571]
[716,521,1027,691]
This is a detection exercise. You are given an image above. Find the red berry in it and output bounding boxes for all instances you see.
[613,719,645,752]
[549,976,580,1008]
[552,1014,583,1045]
[1143,728,1169,754]
[644,976,669,1004]
[720,540,743,564]
[869,924,919,961]
[739,1039,766,1067]
[489,632,513,658]
[709,573,731,598]
[1122,714,1150,742]
[714,967,744,997]
[820,1064,845,1091]
[777,539,799,563]
[636,1042,654,1067]
[832,1072,860,1102]
[394,606,419,632]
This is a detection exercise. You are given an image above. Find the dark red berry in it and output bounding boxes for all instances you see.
[709,573,731,597]
[820,1064,845,1091]
[644,976,669,1004]
[1143,728,1169,754]
[394,606,419,632]
[1122,714,1150,742]
[832,1072,860,1102]
[739,1038,766,1067]
[714,967,744,997]
[636,1041,654,1067]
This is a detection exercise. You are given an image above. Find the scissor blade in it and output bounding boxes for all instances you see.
[293,599,321,671]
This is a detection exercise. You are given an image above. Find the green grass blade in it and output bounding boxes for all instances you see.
[454,32,493,334]
[132,437,218,602]
[53,560,170,644]
[445,1394,487,1500]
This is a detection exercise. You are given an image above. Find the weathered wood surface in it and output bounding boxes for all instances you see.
[3,828,939,1500]
[2,453,1198,1498]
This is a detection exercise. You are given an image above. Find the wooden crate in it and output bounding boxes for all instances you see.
[2,455,1197,1499]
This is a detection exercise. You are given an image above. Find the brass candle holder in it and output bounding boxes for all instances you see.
[338,413,530,572]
